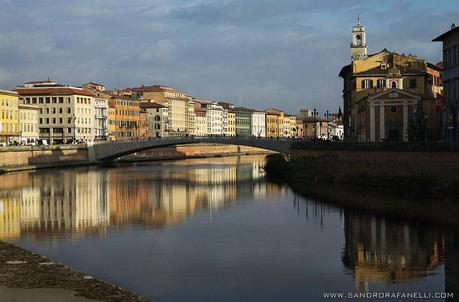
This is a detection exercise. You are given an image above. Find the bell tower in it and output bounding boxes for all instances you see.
[350,17,368,61]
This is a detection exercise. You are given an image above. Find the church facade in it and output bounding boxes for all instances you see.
[339,21,443,142]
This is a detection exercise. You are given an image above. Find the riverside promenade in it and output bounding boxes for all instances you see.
[0,241,149,302]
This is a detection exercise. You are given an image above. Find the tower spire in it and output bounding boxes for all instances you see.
[357,16,360,26]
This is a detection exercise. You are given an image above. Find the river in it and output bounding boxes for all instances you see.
[0,155,457,301]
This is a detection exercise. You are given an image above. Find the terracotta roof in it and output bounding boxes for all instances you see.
[16,87,96,97]
[139,102,166,109]
[354,65,425,76]
[194,107,207,113]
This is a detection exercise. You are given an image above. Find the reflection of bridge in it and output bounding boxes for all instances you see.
[90,137,293,162]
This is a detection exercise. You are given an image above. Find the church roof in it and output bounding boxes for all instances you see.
[433,25,459,41]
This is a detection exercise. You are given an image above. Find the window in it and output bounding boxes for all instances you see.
[377,79,386,89]
[361,80,373,89]
[391,81,397,89]
[409,79,417,88]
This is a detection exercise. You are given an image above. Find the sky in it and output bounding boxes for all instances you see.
[0,0,457,113]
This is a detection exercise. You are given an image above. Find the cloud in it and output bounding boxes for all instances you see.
[0,0,457,112]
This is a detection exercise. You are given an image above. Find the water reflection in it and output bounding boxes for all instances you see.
[0,155,286,240]
[342,211,443,291]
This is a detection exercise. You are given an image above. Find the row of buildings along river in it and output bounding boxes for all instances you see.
[0,80,343,145]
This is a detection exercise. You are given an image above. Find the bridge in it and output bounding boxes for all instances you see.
[89,137,294,162]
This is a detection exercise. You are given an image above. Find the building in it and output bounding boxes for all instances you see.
[251,111,266,137]
[296,118,304,138]
[138,110,148,140]
[128,85,189,137]
[194,107,207,137]
[16,82,96,144]
[83,82,106,92]
[186,100,196,136]
[433,24,459,140]
[339,21,443,142]
[282,115,297,138]
[140,102,168,138]
[206,103,224,136]
[107,104,116,141]
[234,107,252,137]
[18,104,39,144]
[265,108,284,138]
[107,96,140,141]
[226,109,236,136]
[0,89,20,143]
[303,117,330,140]
[93,96,108,141]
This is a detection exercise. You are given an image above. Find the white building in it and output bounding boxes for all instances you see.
[206,103,224,136]
[93,97,108,141]
[194,107,207,137]
[17,81,96,144]
[251,111,266,137]
[222,109,228,136]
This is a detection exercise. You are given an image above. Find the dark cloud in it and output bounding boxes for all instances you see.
[0,0,457,113]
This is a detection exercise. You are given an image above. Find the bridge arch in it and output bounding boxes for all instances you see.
[91,138,292,162]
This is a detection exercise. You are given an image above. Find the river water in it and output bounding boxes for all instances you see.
[0,155,457,301]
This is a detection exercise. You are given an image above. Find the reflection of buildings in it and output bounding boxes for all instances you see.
[108,155,285,227]
[0,170,109,240]
[0,155,284,239]
[342,212,443,292]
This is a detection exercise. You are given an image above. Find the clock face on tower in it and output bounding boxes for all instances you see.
[352,51,363,60]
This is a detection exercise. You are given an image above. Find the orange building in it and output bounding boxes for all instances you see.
[107,96,140,141]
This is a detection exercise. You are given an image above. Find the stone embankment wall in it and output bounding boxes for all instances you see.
[0,145,89,172]
[267,145,459,196]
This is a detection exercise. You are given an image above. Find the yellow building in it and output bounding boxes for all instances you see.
[227,110,236,136]
[265,108,284,138]
[339,21,443,142]
[0,89,20,143]
[18,104,39,144]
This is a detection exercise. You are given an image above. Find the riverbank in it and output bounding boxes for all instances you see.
[285,144,459,195]
[0,240,149,302]
[265,153,459,225]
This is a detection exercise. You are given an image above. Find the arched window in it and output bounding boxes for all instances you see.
[356,34,362,46]
[391,81,397,88]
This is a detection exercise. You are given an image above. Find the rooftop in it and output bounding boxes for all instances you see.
[139,102,166,109]
[433,24,459,41]
[16,87,96,97]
